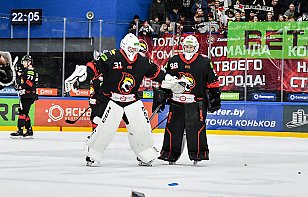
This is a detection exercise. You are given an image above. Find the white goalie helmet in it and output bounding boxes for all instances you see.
[120,33,140,61]
[181,35,199,60]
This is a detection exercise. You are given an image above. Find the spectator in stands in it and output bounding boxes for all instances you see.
[139,20,154,36]
[277,14,286,21]
[150,16,162,37]
[128,15,142,35]
[191,0,208,16]
[210,0,222,22]
[298,0,308,17]
[220,8,234,28]
[179,14,194,33]
[284,3,297,18]
[166,0,182,22]
[271,0,281,21]
[265,11,275,21]
[253,15,259,22]
[279,0,293,14]
[287,15,295,21]
[149,0,166,22]
[194,8,206,22]
[182,0,194,20]
[248,10,256,22]
[160,17,174,34]
[233,11,244,22]
[241,11,246,21]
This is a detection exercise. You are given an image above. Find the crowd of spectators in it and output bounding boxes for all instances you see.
[128,0,308,37]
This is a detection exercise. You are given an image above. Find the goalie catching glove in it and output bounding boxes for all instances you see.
[161,74,189,94]
[64,65,87,93]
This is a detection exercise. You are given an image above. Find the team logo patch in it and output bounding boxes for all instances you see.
[118,72,135,94]
[178,72,195,93]
[139,39,148,53]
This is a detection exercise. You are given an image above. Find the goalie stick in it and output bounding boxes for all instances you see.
[65,106,91,124]
[148,103,163,121]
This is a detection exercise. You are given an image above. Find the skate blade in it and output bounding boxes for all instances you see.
[138,162,153,167]
[10,136,23,139]
[23,136,34,139]
[169,161,176,165]
[193,161,198,165]
[86,161,94,167]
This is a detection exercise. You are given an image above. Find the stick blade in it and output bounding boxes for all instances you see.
[65,119,76,124]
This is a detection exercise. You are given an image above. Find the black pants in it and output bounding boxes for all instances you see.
[18,98,36,130]
[90,102,107,131]
[160,101,209,162]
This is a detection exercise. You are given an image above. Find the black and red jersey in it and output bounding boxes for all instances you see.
[95,49,165,100]
[165,53,220,101]
[18,67,38,99]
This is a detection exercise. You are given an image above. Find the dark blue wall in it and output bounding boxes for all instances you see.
[0,0,152,46]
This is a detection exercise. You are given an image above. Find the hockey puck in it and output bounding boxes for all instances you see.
[244,164,247,166]
[168,183,179,186]
[298,171,301,174]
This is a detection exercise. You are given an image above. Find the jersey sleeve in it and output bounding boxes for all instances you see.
[205,58,220,99]
[95,49,117,75]
[145,59,166,83]
[20,69,37,89]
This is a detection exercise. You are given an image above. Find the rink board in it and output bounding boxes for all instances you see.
[0,96,307,135]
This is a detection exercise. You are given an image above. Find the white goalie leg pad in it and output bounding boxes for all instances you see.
[84,100,124,162]
[124,100,159,163]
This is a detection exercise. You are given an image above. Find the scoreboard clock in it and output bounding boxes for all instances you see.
[11,9,42,25]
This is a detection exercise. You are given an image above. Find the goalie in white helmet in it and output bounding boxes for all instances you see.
[182,35,199,60]
[64,33,184,167]
[157,35,221,165]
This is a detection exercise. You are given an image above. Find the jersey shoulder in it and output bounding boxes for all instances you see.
[100,49,118,62]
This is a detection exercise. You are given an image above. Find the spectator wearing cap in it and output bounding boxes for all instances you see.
[128,15,143,35]
[166,0,182,22]
[149,0,166,22]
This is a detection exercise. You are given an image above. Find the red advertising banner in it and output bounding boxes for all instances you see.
[37,88,58,96]
[34,99,158,128]
[139,33,307,93]
[35,99,91,127]
[69,89,91,97]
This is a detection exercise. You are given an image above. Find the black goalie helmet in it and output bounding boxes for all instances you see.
[21,55,33,64]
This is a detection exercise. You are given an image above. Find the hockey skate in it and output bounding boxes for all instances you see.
[10,129,23,139]
[23,128,34,139]
[137,157,153,167]
[193,160,199,165]
[85,156,94,167]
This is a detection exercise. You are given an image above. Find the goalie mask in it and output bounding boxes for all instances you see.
[120,33,140,61]
[181,35,199,60]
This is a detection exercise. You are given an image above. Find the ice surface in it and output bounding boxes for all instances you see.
[0,132,307,197]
